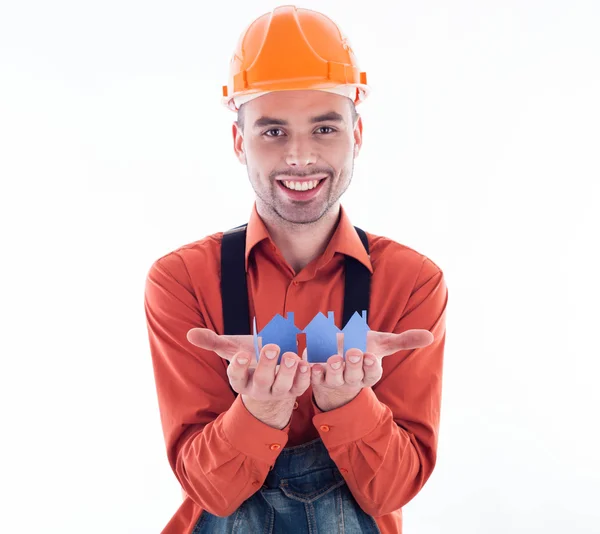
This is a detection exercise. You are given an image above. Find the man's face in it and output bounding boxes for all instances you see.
[232,90,363,225]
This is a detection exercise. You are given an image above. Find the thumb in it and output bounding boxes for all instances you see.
[186,328,248,362]
[186,327,221,351]
[367,328,435,357]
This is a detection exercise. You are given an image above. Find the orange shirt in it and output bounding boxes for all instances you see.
[144,201,448,534]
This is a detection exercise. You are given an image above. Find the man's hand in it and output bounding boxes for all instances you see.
[186,326,435,412]
[309,329,435,411]
[187,328,311,400]
[187,328,311,428]
[187,327,259,367]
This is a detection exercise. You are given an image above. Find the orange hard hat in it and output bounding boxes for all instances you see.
[222,5,370,112]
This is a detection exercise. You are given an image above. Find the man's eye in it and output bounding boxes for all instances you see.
[316,126,335,134]
[264,128,284,137]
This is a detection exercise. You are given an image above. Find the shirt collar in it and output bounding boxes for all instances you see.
[244,201,373,274]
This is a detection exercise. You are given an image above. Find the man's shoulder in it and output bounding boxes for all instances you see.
[146,230,225,283]
[366,230,443,278]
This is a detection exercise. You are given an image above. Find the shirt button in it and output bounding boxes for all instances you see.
[293,401,299,410]
[252,480,260,486]
[319,425,330,432]
[270,443,281,450]
[293,280,299,286]
[340,467,348,474]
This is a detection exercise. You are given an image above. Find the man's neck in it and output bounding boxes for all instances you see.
[256,202,341,274]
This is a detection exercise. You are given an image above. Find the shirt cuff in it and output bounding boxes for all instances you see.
[312,387,386,448]
[221,394,290,465]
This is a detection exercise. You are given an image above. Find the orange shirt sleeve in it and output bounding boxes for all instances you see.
[144,257,291,517]
[311,257,448,517]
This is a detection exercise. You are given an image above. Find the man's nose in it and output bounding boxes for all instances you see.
[285,138,316,167]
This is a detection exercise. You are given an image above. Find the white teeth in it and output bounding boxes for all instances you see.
[282,180,321,191]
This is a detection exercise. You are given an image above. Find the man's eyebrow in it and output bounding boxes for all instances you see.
[309,111,345,123]
[252,111,345,129]
[253,116,288,128]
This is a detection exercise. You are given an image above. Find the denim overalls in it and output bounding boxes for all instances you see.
[194,223,376,533]
[192,437,380,533]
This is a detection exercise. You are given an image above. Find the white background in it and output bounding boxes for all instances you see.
[1,1,599,532]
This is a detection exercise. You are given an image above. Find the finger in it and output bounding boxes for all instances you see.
[290,359,311,397]
[227,351,252,393]
[361,352,383,387]
[325,355,345,387]
[343,348,364,387]
[271,352,301,397]
[252,343,280,393]
[249,336,262,370]
[300,347,316,370]
[336,332,344,356]
[311,363,325,387]
[366,329,434,357]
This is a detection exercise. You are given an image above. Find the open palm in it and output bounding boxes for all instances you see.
[186,327,434,367]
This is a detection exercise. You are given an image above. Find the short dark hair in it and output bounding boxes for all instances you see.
[237,98,359,131]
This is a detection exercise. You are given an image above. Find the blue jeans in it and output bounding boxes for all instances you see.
[192,437,381,533]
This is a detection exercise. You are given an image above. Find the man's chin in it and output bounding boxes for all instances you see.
[274,205,331,225]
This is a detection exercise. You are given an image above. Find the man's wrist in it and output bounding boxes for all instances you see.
[241,395,295,429]
[312,391,360,412]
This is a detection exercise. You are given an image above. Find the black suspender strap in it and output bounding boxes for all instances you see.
[221,223,371,337]
[342,226,370,329]
[220,223,251,336]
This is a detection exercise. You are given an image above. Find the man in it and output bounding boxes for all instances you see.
[144,5,448,533]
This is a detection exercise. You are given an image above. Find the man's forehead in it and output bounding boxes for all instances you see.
[249,91,348,112]
[245,92,352,126]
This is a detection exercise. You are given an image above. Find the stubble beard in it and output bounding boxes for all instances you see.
[249,157,354,226]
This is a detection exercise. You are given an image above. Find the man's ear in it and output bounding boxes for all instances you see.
[232,122,246,164]
[353,114,363,158]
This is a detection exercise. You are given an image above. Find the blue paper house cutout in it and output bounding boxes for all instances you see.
[253,310,370,364]
[253,312,301,364]
[304,311,342,363]
[342,311,369,355]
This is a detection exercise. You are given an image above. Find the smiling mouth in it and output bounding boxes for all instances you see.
[279,178,325,191]
[276,178,327,202]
